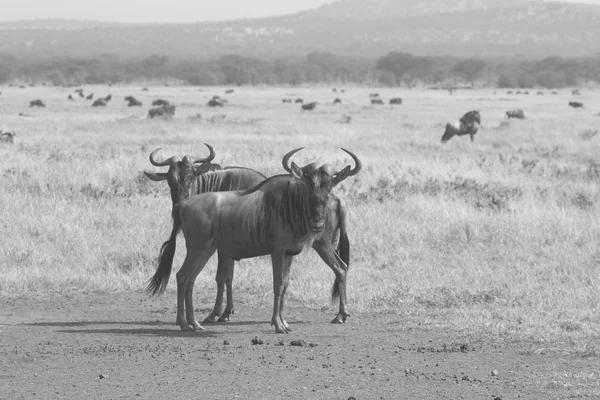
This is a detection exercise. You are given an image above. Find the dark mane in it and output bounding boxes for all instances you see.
[196,168,266,194]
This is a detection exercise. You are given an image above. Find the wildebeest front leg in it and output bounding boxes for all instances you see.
[313,240,349,324]
[177,247,216,332]
[203,252,234,323]
[278,255,294,332]
[270,252,290,334]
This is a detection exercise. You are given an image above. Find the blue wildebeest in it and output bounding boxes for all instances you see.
[125,96,142,107]
[569,101,584,109]
[145,146,353,326]
[301,102,317,111]
[441,110,481,143]
[506,109,525,119]
[0,129,16,144]
[148,104,176,119]
[147,148,360,333]
[29,99,45,108]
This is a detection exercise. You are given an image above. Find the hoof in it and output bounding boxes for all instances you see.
[331,313,349,324]
[217,315,231,322]
[202,315,219,324]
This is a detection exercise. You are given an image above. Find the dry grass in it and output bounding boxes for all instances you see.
[1,84,599,344]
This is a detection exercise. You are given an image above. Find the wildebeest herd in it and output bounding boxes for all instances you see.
[144,145,361,333]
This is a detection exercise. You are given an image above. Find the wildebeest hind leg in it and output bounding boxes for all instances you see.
[176,247,216,331]
[203,253,234,323]
[313,240,349,324]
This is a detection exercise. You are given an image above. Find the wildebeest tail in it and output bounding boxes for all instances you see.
[332,199,350,301]
[147,205,182,296]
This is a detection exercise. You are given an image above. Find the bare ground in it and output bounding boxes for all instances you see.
[1,292,597,400]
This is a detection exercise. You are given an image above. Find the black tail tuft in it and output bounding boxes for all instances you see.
[146,205,182,296]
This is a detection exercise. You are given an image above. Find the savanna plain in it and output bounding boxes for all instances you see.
[1,85,599,399]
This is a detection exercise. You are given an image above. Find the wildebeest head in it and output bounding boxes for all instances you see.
[281,148,361,232]
[144,144,216,203]
[460,110,481,127]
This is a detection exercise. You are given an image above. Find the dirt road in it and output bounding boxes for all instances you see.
[1,292,596,399]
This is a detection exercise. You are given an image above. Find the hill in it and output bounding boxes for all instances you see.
[1,0,600,58]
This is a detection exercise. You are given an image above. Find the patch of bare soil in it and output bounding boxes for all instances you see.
[0,292,596,399]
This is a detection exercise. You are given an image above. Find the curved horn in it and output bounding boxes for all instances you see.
[281,147,304,173]
[341,148,362,177]
[333,148,362,185]
[186,143,216,164]
[149,148,178,167]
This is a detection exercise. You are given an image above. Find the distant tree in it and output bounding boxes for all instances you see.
[451,59,487,85]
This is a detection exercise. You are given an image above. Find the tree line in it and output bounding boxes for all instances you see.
[1,51,599,88]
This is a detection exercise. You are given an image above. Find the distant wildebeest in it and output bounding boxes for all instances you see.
[208,98,224,107]
[68,95,74,101]
[29,99,45,108]
[523,91,529,95]
[332,88,338,92]
[19,85,26,89]
[516,91,521,95]
[337,115,352,124]
[125,96,142,107]
[147,147,361,333]
[333,98,342,104]
[142,87,149,91]
[369,93,379,98]
[295,98,304,104]
[144,146,353,326]
[301,101,317,111]
[569,101,584,108]
[103,94,112,102]
[91,99,107,107]
[537,92,544,95]
[0,129,16,144]
[371,98,384,105]
[506,109,526,119]
[551,91,559,95]
[507,91,513,94]
[225,89,234,94]
[74,88,84,94]
[148,104,176,119]
[78,92,84,98]
[152,99,170,107]
[389,97,402,105]
[572,89,581,96]
[441,110,481,144]
[282,98,293,103]
[86,93,94,100]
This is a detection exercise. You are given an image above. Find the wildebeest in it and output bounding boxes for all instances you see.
[537,92,544,95]
[337,115,352,124]
[506,109,526,119]
[282,98,293,103]
[29,99,45,108]
[369,93,379,98]
[441,110,481,143]
[371,98,384,105]
[78,91,84,98]
[103,94,112,102]
[142,88,149,91]
[207,98,224,107]
[148,104,176,119]
[74,88,84,94]
[572,89,581,96]
[295,98,304,104]
[86,93,94,100]
[91,99,107,107]
[0,129,16,144]
[145,146,353,325]
[569,101,584,108]
[332,88,338,92]
[225,89,234,94]
[68,95,74,101]
[507,91,513,94]
[147,147,361,333]
[302,102,317,111]
[124,96,142,107]
[389,97,402,105]
[333,98,342,104]
[152,99,170,107]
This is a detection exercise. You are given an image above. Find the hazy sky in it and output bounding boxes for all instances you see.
[1,0,599,23]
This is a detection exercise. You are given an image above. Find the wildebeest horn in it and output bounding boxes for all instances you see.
[333,148,362,185]
[149,148,178,167]
[184,143,216,164]
[282,147,304,173]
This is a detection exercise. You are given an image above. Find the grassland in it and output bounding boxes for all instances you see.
[1,85,599,347]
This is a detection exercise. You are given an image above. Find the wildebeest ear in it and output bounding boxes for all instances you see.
[290,162,303,179]
[193,162,212,176]
[333,166,351,186]
[144,171,168,181]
